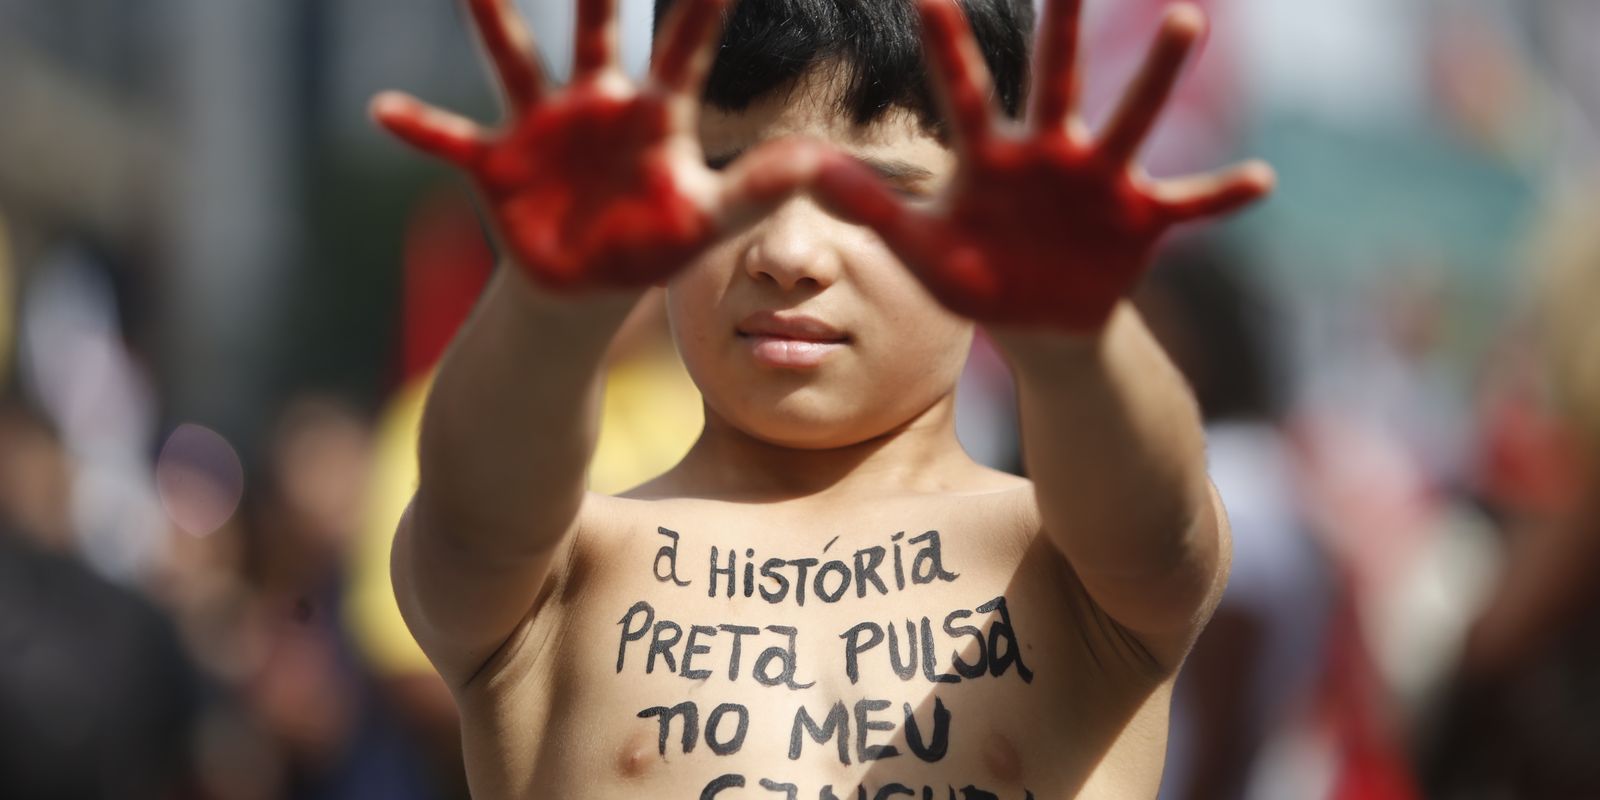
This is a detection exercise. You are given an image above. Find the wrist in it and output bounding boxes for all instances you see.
[987,302,1131,382]
[498,265,649,331]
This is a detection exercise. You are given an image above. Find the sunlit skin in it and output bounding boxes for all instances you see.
[665,82,973,453]
[374,0,1271,796]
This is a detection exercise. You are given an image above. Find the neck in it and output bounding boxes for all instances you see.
[663,394,974,502]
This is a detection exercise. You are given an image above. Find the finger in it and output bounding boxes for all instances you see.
[917,0,999,150]
[811,150,979,302]
[808,151,935,256]
[713,138,827,231]
[465,0,545,110]
[1098,3,1205,163]
[370,91,489,168]
[651,0,730,95]
[573,0,621,78]
[1029,0,1084,132]
[1153,160,1275,223]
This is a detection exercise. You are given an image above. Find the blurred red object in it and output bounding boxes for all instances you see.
[400,188,494,383]
[1478,379,1588,517]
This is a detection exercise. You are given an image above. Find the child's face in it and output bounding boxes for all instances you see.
[666,68,974,449]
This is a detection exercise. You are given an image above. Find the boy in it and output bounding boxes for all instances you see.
[370,0,1274,796]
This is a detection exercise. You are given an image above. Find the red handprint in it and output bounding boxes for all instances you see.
[812,0,1275,332]
[371,0,821,290]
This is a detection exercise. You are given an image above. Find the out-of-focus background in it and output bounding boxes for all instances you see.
[2,0,1597,797]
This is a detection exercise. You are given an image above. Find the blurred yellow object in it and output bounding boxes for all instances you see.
[344,347,703,676]
[345,377,431,674]
[587,346,705,496]
[1530,187,1600,453]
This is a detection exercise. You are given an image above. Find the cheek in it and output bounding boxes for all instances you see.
[852,256,975,392]
[665,251,736,349]
[876,316,974,392]
[666,256,758,428]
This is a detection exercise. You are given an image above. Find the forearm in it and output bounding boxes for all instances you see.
[416,268,644,552]
[992,304,1223,641]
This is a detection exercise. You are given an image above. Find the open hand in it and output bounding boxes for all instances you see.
[371,0,820,290]
[813,0,1274,332]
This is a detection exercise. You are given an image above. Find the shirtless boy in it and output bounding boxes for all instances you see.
[370,0,1274,796]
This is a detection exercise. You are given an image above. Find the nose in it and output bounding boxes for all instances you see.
[740,197,842,292]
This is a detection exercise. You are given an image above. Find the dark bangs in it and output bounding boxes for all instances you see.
[652,0,1035,134]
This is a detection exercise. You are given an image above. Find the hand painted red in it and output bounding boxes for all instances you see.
[813,0,1275,332]
[370,0,821,290]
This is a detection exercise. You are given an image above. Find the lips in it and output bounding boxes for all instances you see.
[736,311,850,369]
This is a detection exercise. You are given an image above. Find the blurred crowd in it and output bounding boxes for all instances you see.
[2,0,1598,798]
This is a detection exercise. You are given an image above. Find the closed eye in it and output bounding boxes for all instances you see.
[705,152,740,172]
[706,149,936,197]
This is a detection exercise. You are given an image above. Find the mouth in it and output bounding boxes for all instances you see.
[736,311,851,369]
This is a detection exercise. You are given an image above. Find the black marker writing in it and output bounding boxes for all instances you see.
[761,778,799,800]
[908,531,960,584]
[709,779,1036,799]
[720,623,759,681]
[789,701,850,764]
[840,597,1034,684]
[654,527,692,587]
[705,703,749,756]
[700,774,743,799]
[616,600,653,673]
[618,602,817,687]
[699,531,959,606]
[638,701,750,757]
[975,595,1034,683]
[855,698,899,762]
[788,697,953,765]
[754,625,815,690]
[904,697,951,762]
[638,701,697,756]
[683,624,717,680]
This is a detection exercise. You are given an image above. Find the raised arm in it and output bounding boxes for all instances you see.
[371,0,820,686]
[810,0,1274,671]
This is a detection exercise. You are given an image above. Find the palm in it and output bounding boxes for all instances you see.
[816,0,1274,331]
[931,139,1171,324]
[474,88,703,286]
[371,0,815,290]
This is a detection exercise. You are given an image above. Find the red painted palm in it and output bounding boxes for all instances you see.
[814,0,1275,332]
[370,0,819,290]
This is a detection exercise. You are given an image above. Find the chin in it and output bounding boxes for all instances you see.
[715,383,943,451]
[725,402,878,450]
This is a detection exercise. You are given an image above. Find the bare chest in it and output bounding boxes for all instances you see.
[522,506,1102,798]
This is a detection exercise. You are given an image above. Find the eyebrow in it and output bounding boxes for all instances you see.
[706,149,934,183]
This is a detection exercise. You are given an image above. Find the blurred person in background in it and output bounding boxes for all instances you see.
[1,224,213,800]
[231,395,450,800]
[0,399,206,800]
[1420,187,1600,797]
[1140,244,1335,800]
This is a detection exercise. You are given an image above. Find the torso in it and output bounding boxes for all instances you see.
[453,483,1177,799]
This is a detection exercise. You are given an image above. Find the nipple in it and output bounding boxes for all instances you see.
[616,730,658,779]
[983,731,1024,784]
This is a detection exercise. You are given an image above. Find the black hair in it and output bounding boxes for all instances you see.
[653,0,1035,134]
